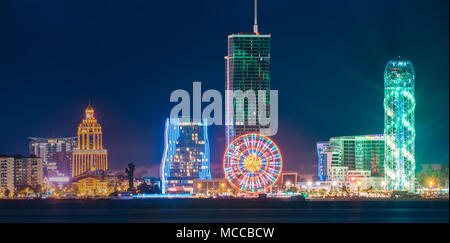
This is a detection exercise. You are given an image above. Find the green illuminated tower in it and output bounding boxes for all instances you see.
[225,0,271,146]
[384,57,416,191]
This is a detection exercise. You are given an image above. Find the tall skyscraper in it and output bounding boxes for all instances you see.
[225,0,271,146]
[384,58,416,191]
[72,105,108,178]
[160,118,211,194]
[28,137,77,177]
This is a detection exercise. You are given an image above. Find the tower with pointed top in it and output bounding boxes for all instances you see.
[72,105,108,178]
[225,0,271,147]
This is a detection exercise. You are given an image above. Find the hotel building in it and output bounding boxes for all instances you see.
[329,135,385,177]
[160,118,211,194]
[317,135,385,190]
[72,105,108,178]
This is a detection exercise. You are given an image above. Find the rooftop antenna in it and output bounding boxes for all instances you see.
[253,0,259,34]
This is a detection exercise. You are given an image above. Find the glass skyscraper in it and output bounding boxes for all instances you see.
[225,1,271,147]
[384,58,416,191]
[160,118,211,194]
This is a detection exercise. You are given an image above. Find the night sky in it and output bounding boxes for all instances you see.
[0,0,448,178]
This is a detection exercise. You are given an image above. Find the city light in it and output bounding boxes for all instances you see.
[384,58,416,192]
[0,0,448,227]
[224,133,282,193]
[48,177,70,183]
[72,105,108,178]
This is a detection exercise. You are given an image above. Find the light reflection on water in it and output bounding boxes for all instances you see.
[0,199,448,223]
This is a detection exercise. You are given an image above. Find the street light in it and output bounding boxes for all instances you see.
[307,181,312,192]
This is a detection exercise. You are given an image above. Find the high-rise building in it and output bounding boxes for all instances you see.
[225,0,271,146]
[384,58,416,191]
[160,118,211,194]
[317,142,332,181]
[12,154,44,189]
[325,135,385,177]
[28,137,77,177]
[72,105,108,178]
[0,155,14,193]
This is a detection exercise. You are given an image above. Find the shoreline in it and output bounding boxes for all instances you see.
[0,197,448,202]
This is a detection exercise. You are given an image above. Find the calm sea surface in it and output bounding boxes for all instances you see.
[0,199,447,223]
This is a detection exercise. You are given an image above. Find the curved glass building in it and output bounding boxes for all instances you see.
[160,118,211,194]
[384,58,416,191]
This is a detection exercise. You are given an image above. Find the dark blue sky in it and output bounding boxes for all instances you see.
[0,0,448,177]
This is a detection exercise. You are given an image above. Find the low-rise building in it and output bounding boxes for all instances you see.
[72,175,108,196]
[347,170,385,190]
[193,178,234,195]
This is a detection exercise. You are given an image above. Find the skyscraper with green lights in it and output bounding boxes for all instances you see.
[225,0,271,146]
[384,58,416,191]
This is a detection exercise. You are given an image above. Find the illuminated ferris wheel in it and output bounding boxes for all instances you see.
[223,133,282,193]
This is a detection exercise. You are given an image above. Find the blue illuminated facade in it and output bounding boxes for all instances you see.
[160,118,211,194]
[317,142,330,181]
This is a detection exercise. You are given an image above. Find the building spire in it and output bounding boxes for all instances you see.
[253,0,259,34]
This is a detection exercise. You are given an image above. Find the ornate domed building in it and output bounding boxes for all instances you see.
[72,105,108,178]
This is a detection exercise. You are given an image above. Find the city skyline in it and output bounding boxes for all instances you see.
[0,0,448,178]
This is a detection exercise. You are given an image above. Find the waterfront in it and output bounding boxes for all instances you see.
[0,199,447,223]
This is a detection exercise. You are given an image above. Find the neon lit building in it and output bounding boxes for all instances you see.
[72,105,108,178]
[317,142,332,181]
[223,133,282,193]
[384,58,416,191]
[328,135,385,177]
[160,118,211,194]
[225,0,271,147]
